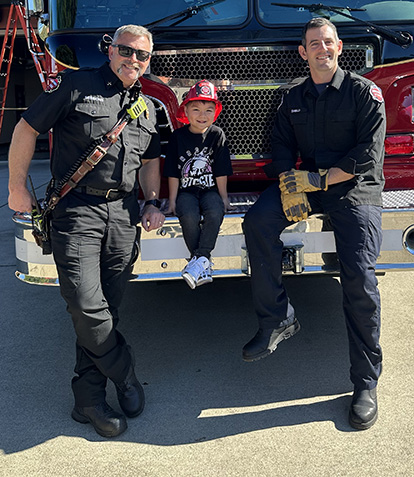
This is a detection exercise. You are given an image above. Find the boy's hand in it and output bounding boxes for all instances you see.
[166,199,176,216]
[222,196,232,212]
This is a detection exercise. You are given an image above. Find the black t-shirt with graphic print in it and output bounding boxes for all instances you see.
[163,124,233,193]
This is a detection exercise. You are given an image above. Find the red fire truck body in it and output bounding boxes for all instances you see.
[9,0,414,284]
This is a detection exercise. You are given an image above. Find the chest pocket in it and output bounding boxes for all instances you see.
[290,111,308,125]
[328,110,356,123]
[290,111,309,143]
[74,103,112,140]
[129,114,157,156]
[326,109,357,150]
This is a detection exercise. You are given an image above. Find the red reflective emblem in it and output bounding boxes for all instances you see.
[45,76,62,93]
[200,85,211,95]
[370,85,384,103]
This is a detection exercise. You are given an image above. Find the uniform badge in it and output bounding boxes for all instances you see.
[45,76,62,93]
[370,84,384,103]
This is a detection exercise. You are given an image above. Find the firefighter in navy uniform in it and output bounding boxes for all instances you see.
[242,18,385,430]
[8,25,165,438]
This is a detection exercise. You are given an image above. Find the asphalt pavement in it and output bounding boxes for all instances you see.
[0,159,413,477]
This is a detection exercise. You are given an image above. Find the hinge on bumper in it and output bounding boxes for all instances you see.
[282,245,304,274]
[242,244,304,275]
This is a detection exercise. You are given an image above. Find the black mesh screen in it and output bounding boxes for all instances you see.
[151,46,371,157]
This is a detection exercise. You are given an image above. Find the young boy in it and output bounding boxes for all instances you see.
[164,79,233,289]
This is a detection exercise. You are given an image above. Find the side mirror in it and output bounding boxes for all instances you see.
[37,13,49,41]
[27,0,44,15]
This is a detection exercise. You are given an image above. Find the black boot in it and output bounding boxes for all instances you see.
[242,319,301,362]
[115,366,145,418]
[72,402,127,437]
[349,387,378,430]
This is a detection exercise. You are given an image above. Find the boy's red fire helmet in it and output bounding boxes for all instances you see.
[176,79,223,124]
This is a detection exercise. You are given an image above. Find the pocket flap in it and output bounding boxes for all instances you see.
[75,103,110,118]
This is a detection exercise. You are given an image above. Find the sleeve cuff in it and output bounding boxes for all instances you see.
[263,161,293,178]
[335,156,375,175]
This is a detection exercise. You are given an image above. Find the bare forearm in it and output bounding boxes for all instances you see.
[139,157,165,232]
[327,167,355,185]
[8,119,39,212]
[139,157,161,200]
[216,176,228,200]
[216,175,231,210]
[8,119,38,190]
[168,177,179,203]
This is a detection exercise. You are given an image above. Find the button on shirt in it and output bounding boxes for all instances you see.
[265,68,386,211]
[23,62,161,193]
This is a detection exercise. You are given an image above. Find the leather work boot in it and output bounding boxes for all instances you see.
[71,402,127,438]
[242,319,301,362]
[115,366,145,418]
[348,387,378,430]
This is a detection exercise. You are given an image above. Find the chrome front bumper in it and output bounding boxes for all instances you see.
[13,191,414,285]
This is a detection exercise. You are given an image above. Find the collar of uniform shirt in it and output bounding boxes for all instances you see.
[303,66,345,96]
[101,62,142,94]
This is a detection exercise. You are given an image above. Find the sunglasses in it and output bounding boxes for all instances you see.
[112,44,151,62]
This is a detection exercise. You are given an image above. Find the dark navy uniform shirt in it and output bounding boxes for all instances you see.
[23,62,161,193]
[264,68,386,211]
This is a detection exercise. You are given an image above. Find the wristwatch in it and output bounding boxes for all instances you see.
[144,199,161,208]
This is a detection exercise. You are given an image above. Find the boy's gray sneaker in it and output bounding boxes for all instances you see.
[197,259,213,287]
[181,256,211,289]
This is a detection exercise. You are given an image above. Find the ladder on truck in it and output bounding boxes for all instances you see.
[0,1,47,133]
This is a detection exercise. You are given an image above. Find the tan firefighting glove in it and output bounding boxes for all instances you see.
[279,169,329,194]
[281,190,311,222]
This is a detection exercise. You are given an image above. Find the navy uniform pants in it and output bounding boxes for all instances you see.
[51,190,139,407]
[243,183,383,390]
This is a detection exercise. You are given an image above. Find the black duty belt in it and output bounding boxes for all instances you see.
[75,186,130,201]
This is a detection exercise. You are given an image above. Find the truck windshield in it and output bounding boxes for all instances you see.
[258,0,414,24]
[49,0,248,30]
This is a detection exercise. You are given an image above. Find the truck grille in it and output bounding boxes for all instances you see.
[151,46,373,158]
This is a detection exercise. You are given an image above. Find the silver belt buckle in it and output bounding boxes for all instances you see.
[105,189,117,199]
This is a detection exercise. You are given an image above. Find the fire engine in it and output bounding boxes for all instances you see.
[4,0,414,284]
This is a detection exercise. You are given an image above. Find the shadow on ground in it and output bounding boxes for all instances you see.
[1,272,355,454]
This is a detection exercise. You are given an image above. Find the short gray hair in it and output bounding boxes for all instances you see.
[301,17,339,47]
[112,25,153,53]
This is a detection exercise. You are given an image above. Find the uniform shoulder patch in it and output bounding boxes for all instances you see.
[45,76,62,93]
[369,84,384,103]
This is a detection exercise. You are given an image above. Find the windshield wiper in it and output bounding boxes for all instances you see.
[145,0,226,29]
[272,3,413,48]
